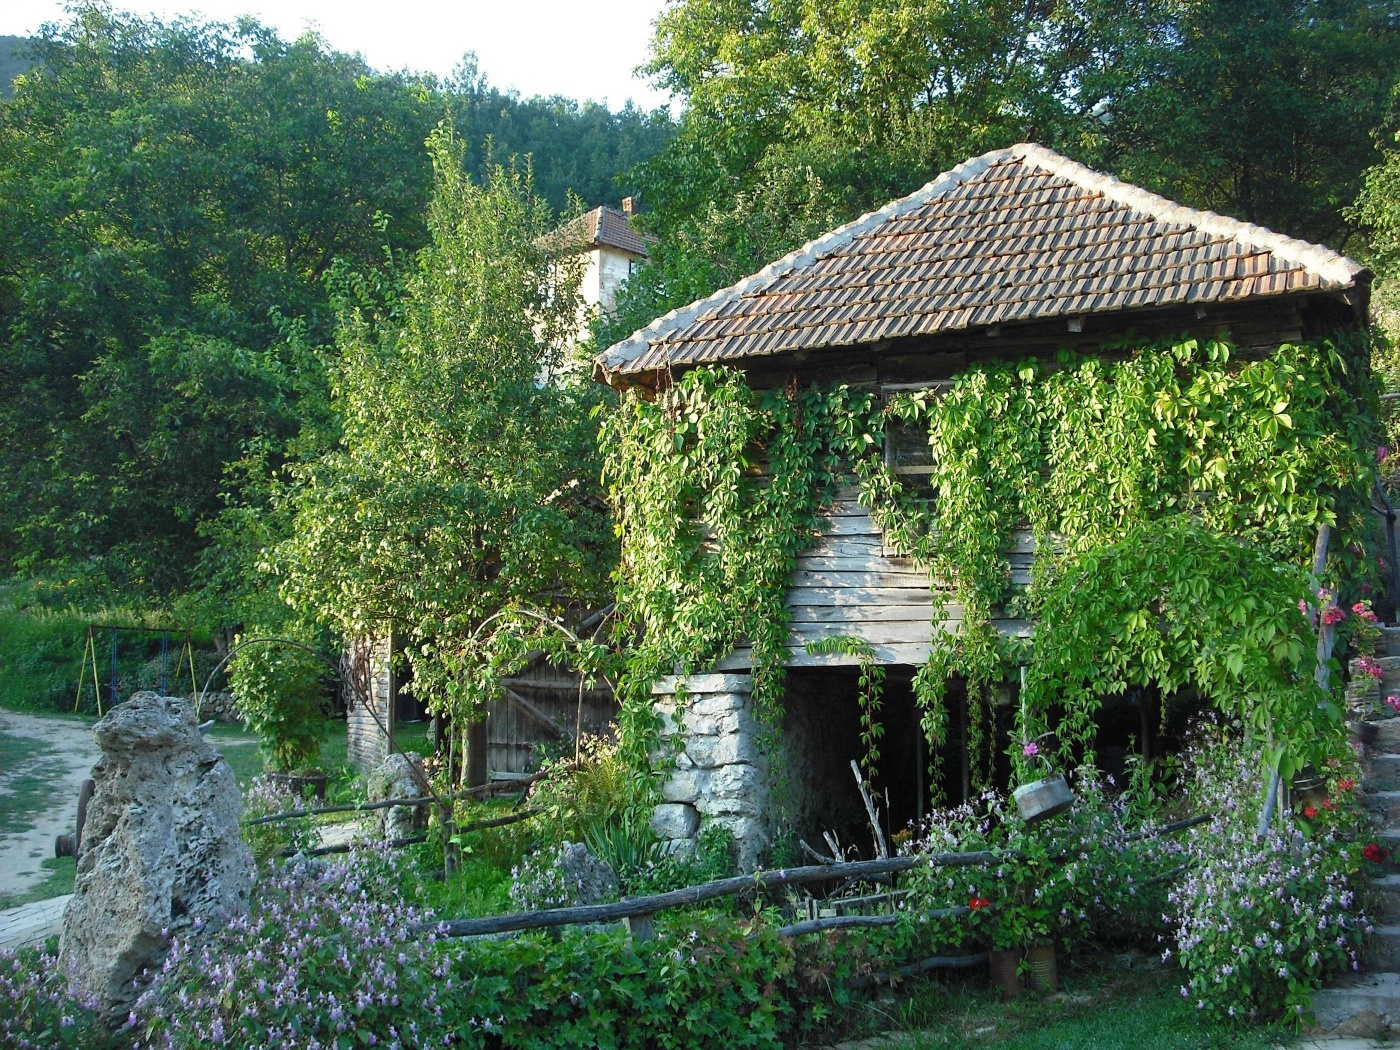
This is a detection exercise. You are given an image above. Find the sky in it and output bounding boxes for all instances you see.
[1,0,674,111]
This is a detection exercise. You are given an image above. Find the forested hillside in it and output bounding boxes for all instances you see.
[0,7,670,624]
[0,35,28,97]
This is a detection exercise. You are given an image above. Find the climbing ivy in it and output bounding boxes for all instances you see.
[603,334,1378,796]
[601,369,878,777]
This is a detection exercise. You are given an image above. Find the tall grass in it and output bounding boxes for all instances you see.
[0,578,215,713]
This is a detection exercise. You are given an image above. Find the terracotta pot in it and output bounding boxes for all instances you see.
[989,948,1023,998]
[1013,773,1074,823]
[1026,942,1058,992]
[268,771,328,801]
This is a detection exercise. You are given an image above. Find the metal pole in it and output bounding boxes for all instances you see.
[109,627,119,710]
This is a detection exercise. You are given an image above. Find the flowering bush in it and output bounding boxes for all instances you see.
[132,850,455,1049]
[1168,744,1370,1022]
[901,766,1183,953]
[0,945,108,1049]
[239,773,318,863]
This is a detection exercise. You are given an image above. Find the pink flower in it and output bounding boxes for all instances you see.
[1357,656,1385,680]
[1379,446,1390,464]
[1023,741,1040,758]
[1322,606,1346,626]
[1299,598,1310,616]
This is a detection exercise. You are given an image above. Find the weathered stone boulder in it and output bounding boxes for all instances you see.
[59,692,252,1019]
[556,841,620,905]
[510,841,619,909]
[366,751,429,840]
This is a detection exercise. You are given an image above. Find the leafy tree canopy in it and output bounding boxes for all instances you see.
[274,127,616,715]
[604,0,1399,343]
[0,5,670,609]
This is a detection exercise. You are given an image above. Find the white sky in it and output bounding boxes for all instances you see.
[2,0,675,111]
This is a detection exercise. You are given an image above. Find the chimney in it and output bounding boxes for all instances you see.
[621,196,635,217]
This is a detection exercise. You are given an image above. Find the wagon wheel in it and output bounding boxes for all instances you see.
[54,778,95,860]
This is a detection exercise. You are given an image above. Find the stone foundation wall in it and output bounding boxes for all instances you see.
[195,691,243,724]
[649,673,771,870]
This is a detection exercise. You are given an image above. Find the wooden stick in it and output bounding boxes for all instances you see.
[851,759,890,859]
[285,809,539,858]
[851,952,987,987]
[427,854,997,938]
[245,768,550,827]
[776,903,977,938]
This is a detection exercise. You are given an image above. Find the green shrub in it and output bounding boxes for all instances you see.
[1168,743,1370,1022]
[227,633,331,772]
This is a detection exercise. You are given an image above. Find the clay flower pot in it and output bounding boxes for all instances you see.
[989,948,1023,998]
[1026,942,1058,992]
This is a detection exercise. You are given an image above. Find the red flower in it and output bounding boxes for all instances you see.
[1303,805,1319,819]
[1364,842,1385,863]
[1338,777,1355,793]
[1322,606,1346,626]
[968,896,991,910]
[1322,799,1336,811]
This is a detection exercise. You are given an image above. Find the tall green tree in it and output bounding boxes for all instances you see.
[607,0,1398,340]
[0,8,440,594]
[275,128,615,713]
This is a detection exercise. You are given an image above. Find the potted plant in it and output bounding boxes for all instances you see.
[1012,738,1074,823]
[228,631,332,797]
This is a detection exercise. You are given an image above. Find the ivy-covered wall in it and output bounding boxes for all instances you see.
[604,333,1379,860]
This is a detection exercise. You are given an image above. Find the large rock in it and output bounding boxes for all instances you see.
[366,752,429,841]
[59,692,252,1019]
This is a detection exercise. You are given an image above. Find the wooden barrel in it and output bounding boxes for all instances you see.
[1012,773,1074,823]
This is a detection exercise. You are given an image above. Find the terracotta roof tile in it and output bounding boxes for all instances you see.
[596,144,1367,383]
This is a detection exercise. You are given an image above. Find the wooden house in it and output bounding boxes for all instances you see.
[594,143,1371,868]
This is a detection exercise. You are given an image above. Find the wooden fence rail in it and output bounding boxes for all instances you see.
[427,854,995,938]
[424,813,1208,942]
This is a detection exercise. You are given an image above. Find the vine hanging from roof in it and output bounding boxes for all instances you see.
[602,333,1379,796]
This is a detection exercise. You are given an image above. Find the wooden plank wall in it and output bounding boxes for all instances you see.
[486,663,618,775]
[346,633,394,771]
[717,490,1031,670]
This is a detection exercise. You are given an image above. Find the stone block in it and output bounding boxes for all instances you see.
[1367,755,1400,793]
[660,768,707,804]
[684,730,760,769]
[690,691,748,717]
[706,762,769,801]
[684,709,745,738]
[713,816,769,872]
[652,673,753,697]
[651,802,700,840]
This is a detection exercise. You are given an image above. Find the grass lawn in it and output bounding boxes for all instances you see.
[879,964,1284,1049]
[0,857,75,910]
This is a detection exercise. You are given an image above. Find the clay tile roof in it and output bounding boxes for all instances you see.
[578,205,652,257]
[595,144,1367,385]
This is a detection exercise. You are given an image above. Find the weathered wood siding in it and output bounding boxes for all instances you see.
[346,633,394,771]
[717,491,1031,669]
[486,664,618,775]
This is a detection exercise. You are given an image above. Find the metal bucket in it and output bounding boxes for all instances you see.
[1013,773,1074,823]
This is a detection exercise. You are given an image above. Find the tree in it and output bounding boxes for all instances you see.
[275,127,615,714]
[0,8,440,594]
[607,0,1398,339]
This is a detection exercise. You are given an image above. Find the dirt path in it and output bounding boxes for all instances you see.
[0,710,99,898]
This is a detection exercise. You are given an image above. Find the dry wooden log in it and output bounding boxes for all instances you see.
[775,903,975,938]
[851,760,890,860]
[427,854,997,938]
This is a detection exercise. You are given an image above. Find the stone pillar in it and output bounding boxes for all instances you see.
[650,673,771,871]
